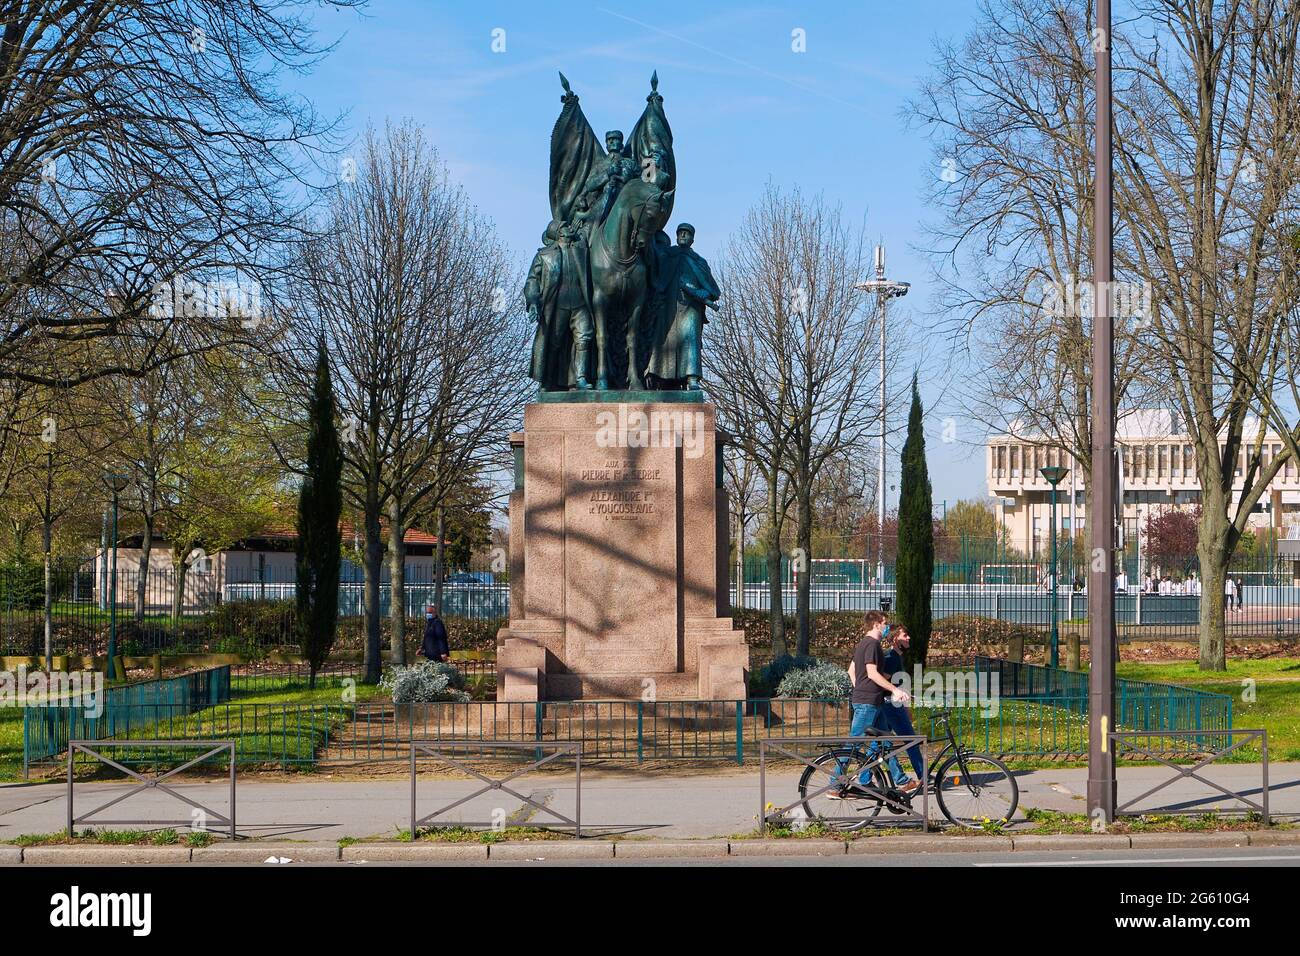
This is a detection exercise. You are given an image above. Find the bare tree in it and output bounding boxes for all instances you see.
[0,0,359,388]
[909,0,1151,524]
[1113,0,1300,668]
[708,185,880,656]
[277,122,528,681]
[915,0,1300,669]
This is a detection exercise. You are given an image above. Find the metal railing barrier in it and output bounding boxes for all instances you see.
[410,739,582,838]
[67,739,236,838]
[1110,729,1269,823]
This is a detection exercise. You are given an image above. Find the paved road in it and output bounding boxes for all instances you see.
[1,762,1295,842]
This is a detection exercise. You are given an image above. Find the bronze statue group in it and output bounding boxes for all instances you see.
[525,73,720,393]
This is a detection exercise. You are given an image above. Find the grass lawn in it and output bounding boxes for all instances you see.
[0,706,22,779]
[1,670,393,782]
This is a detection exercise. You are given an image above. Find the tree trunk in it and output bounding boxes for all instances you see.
[172,555,189,649]
[1196,518,1229,672]
[388,500,407,667]
[734,510,745,611]
[764,470,787,657]
[362,502,384,683]
[42,520,53,671]
[433,507,446,615]
[135,517,153,621]
[794,478,813,657]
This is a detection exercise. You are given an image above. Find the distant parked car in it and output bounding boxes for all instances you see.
[446,571,495,586]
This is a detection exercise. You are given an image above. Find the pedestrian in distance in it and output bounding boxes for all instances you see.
[420,605,450,663]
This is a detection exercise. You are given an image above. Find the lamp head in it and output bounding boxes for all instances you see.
[1039,465,1069,486]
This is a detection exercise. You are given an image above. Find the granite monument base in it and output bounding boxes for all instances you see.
[496,398,748,701]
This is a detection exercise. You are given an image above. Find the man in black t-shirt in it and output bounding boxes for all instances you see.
[838,611,913,794]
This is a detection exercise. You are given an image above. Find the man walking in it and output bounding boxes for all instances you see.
[881,626,927,787]
[840,611,916,794]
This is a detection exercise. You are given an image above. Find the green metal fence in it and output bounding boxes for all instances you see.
[22,665,231,774]
[973,655,1233,729]
[23,689,1227,772]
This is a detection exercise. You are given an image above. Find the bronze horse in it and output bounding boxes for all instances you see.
[587,177,672,389]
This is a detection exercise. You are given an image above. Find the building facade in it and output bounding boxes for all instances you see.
[986,410,1300,562]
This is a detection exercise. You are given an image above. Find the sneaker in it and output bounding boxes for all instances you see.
[898,779,921,794]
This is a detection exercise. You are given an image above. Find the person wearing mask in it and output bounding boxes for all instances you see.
[834,611,916,796]
[880,625,927,789]
[420,605,450,663]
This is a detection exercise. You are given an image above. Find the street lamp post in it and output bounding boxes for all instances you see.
[1040,465,1069,668]
[105,471,129,682]
[855,245,910,584]
[1089,0,1119,822]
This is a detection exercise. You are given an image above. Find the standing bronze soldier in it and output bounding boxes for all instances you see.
[526,220,594,390]
[646,223,719,389]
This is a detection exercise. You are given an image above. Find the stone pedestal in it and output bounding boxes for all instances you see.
[496,397,748,700]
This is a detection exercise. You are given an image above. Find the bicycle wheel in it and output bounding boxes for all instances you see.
[796,748,890,831]
[934,752,1019,828]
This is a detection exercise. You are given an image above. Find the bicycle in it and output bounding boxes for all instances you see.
[796,707,1019,829]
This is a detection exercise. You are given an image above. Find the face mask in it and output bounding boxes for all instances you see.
[426,614,434,620]
[881,624,891,638]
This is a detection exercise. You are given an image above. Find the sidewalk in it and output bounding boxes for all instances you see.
[1,763,1294,844]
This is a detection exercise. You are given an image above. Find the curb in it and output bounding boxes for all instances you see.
[728,840,846,857]
[4,831,1296,863]
[1127,832,1250,849]
[192,844,342,864]
[489,841,616,860]
[20,846,192,865]
[848,836,1015,854]
[340,843,488,862]
[1009,834,1132,851]
[613,841,730,859]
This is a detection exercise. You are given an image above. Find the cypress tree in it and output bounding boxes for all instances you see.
[297,338,343,688]
[896,374,934,670]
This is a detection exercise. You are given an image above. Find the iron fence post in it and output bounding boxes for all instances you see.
[1262,733,1269,825]
[636,700,644,763]
[735,700,744,766]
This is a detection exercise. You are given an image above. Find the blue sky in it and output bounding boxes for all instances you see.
[292,0,991,509]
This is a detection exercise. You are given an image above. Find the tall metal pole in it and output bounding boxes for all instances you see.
[856,245,908,585]
[878,247,887,585]
[1050,483,1060,667]
[1088,0,1118,821]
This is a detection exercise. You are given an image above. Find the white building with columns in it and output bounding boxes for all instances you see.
[985,410,1300,564]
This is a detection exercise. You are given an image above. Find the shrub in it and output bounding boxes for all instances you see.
[0,559,45,611]
[776,660,851,701]
[755,653,819,695]
[380,661,470,703]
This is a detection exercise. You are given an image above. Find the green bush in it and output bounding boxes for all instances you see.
[0,559,45,611]
[776,661,851,701]
[754,653,819,696]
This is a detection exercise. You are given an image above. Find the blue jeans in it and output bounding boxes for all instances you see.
[843,703,908,787]
[880,702,926,780]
